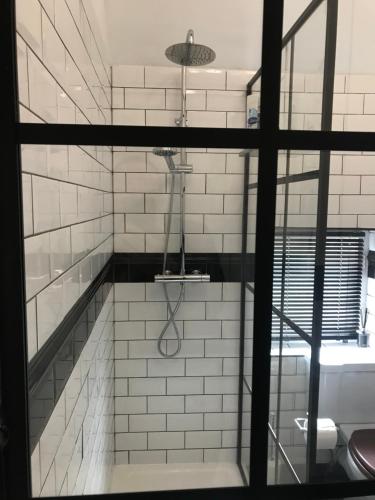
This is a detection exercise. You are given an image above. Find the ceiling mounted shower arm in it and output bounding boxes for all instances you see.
[186,29,194,44]
[175,65,188,135]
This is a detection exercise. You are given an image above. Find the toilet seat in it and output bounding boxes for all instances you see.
[348,430,375,479]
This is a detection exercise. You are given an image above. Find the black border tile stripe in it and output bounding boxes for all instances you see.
[113,253,255,283]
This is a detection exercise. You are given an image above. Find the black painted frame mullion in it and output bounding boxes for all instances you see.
[248,169,319,189]
[249,0,284,491]
[18,122,375,152]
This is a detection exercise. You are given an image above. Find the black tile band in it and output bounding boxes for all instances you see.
[28,252,255,452]
[113,253,255,283]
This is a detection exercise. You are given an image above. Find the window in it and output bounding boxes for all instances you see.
[272,232,365,340]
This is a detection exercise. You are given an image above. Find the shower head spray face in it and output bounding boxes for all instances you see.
[152,147,178,157]
[165,29,216,67]
[153,147,178,171]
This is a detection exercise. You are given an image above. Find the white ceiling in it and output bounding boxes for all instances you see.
[85,0,311,70]
[85,0,375,74]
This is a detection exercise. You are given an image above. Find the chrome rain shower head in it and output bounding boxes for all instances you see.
[165,29,216,67]
[152,147,178,171]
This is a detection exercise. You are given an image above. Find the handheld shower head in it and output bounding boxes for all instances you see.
[153,147,178,157]
[153,147,178,171]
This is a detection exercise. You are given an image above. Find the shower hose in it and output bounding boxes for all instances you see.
[157,172,184,358]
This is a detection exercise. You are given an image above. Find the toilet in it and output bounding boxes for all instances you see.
[339,428,375,480]
[303,351,375,481]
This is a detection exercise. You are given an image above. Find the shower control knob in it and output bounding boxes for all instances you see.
[191,270,201,275]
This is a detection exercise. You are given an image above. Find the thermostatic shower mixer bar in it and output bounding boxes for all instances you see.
[155,272,211,283]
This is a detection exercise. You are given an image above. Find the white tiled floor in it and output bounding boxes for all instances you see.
[110,463,244,493]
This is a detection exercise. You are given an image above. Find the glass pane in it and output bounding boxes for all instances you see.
[238,149,257,483]
[16,0,264,129]
[270,149,374,489]
[279,42,292,129]
[317,149,375,486]
[246,77,261,129]
[291,1,327,131]
[267,149,320,485]
[21,142,114,497]
[241,359,251,484]
[21,144,255,495]
[334,0,375,132]
[280,1,328,131]
[268,331,311,485]
[274,151,319,337]
[282,0,375,133]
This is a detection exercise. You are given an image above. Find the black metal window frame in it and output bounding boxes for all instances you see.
[2,0,375,499]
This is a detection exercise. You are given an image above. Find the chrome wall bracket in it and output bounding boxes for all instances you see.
[173,165,193,174]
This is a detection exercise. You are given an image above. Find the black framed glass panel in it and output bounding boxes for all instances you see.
[21,143,257,495]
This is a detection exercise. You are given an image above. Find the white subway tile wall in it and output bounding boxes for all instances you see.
[284,72,375,226]
[23,150,113,353]
[17,1,115,496]
[112,65,252,253]
[17,0,111,126]
[113,282,254,464]
[112,65,375,255]
[17,0,114,355]
[31,288,114,497]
